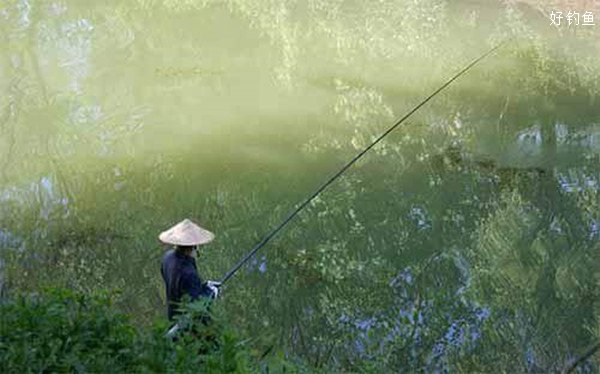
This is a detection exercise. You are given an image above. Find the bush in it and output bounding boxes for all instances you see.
[0,288,268,373]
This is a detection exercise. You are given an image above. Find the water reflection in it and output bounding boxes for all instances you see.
[1,0,599,370]
[0,175,69,221]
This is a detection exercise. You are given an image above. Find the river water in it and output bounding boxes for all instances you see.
[1,0,599,371]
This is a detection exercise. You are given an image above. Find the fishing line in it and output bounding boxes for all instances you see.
[220,40,511,285]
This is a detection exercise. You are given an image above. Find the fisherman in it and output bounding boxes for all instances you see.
[159,218,221,322]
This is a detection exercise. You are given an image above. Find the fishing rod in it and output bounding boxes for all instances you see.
[219,40,511,285]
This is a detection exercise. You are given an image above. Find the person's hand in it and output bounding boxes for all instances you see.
[206,280,222,299]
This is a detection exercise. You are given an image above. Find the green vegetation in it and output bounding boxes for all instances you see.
[1,0,599,372]
[0,288,295,373]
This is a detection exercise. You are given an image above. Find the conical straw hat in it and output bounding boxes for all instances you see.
[159,219,215,246]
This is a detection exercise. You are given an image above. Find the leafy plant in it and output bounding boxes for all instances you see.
[0,288,294,373]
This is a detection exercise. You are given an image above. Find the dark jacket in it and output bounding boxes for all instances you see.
[161,249,213,321]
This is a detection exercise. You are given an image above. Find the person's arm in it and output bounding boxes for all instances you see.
[181,269,214,300]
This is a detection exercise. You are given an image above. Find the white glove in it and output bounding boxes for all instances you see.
[206,280,222,299]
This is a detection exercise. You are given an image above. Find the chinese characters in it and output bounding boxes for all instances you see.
[550,10,596,26]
